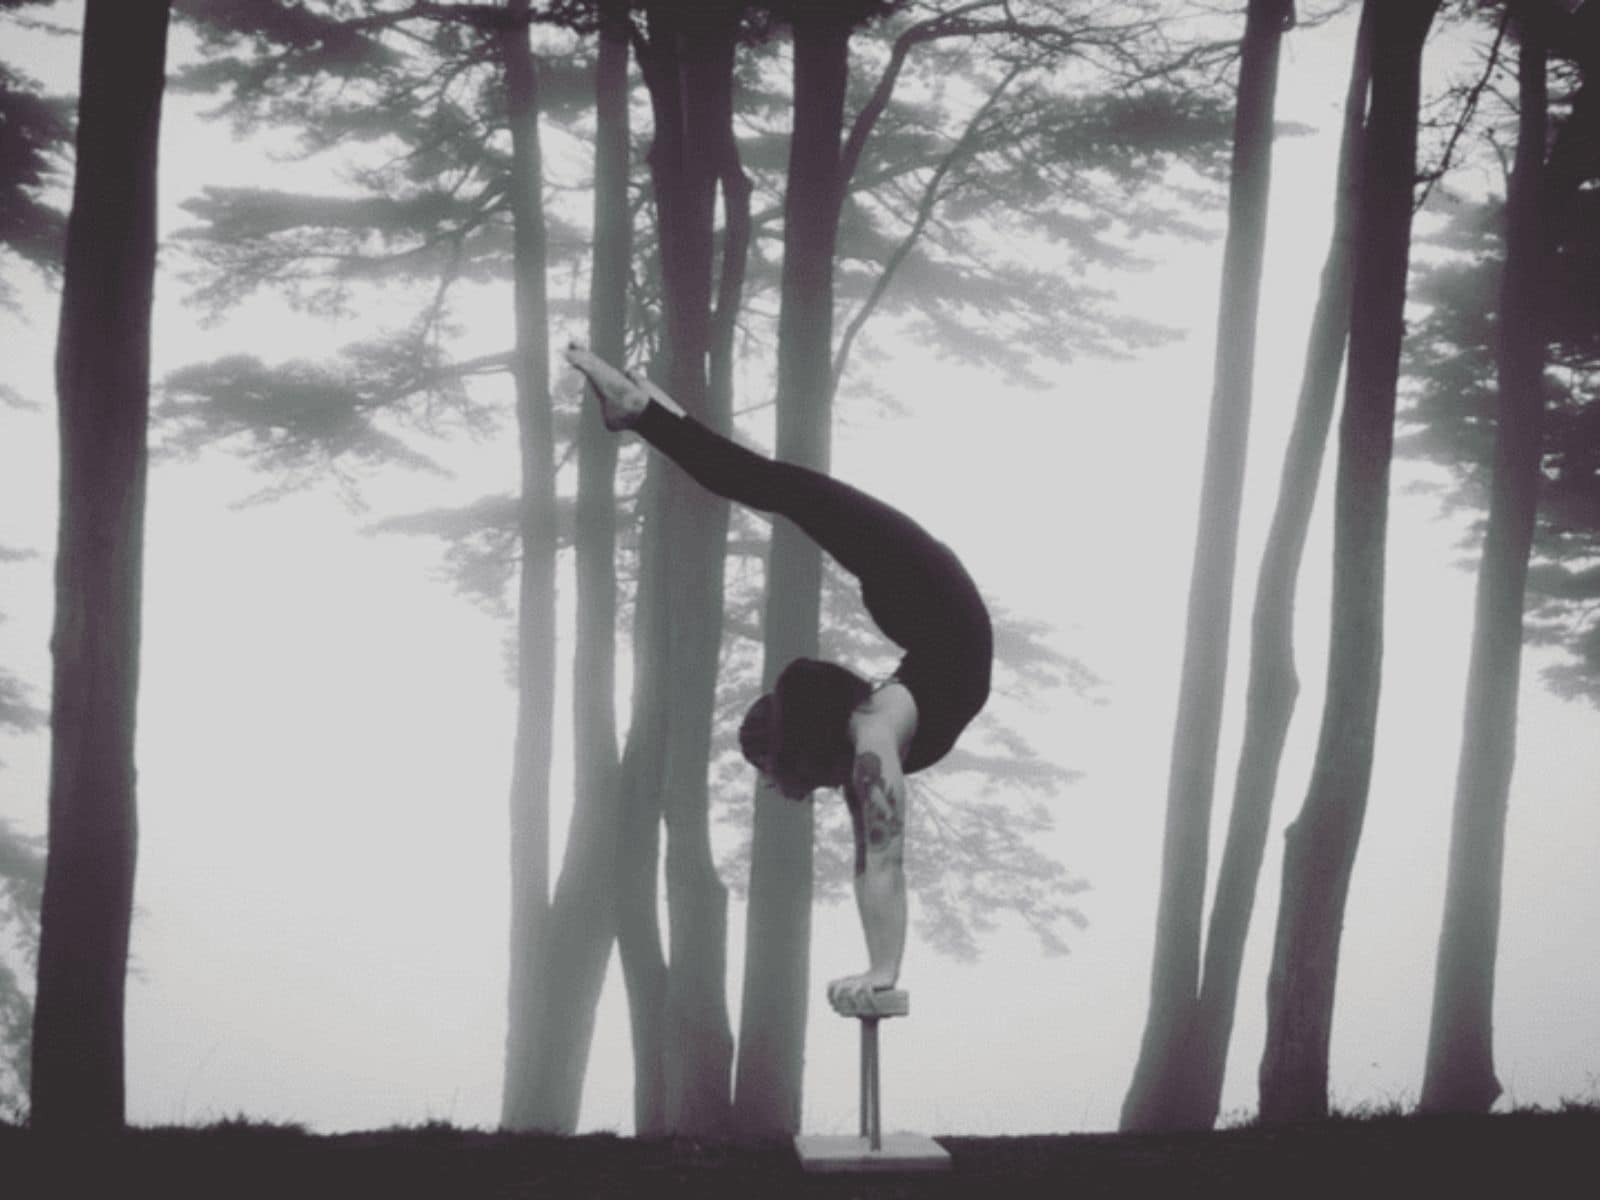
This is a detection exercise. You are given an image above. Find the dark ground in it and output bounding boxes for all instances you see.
[4,1110,1597,1199]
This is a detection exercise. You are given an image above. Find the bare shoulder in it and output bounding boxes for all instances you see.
[849,681,918,759]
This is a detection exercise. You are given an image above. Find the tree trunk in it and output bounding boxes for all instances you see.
[1257,0,1440,1125]
[1120,0,1293,1134]
[615,457,671,1133]
[732,11,852,1138]
[1175,5,1374,1131]
[1419,2,1548,1116]
[506,0,631,1133]
[497,0,560,1131]
[626,1,746,1136]
[30,0,172,1135]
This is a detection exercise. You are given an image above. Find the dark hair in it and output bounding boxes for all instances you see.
[738,658,873,793]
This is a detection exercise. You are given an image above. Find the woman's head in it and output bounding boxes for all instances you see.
[738,658,872,799]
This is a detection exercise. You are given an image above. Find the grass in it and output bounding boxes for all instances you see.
[3,1107,1597,1198]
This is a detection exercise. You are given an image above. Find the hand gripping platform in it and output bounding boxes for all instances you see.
[793,989,952,1173]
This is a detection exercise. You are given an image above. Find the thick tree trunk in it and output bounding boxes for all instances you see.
[30,0,172,1135]
[498,0,560,1131]
[1174,6,1373,1131]
[1257,0,1440,1125]
[1121,0,1293,1134]
[732,11,852,1138]
[507,0,631,1133]
[626,1,745,1136]
[1419,3,1548,1117]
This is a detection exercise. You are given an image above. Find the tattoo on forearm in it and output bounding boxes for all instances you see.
[852,751,902,871]
[849,785,867,878]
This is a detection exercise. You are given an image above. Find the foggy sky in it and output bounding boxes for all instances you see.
[1,3,1597,1134]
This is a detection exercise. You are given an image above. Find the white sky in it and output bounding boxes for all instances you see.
[1,4,1598,1135]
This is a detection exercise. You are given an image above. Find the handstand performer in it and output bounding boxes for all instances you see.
[567,345,993,1012]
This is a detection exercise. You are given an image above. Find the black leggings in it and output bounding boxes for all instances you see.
[635,402,992,773]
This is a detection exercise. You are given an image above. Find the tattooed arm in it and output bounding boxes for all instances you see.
[827,687,916,1011]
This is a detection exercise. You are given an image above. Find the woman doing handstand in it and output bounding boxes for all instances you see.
[567,345,993,1012]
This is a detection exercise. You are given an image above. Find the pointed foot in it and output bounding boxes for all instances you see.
[565,342,647,431]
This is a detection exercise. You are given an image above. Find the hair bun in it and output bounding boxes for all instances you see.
[739,691,778,770]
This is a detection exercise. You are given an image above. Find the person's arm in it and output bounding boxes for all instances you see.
[828,687,917,1011]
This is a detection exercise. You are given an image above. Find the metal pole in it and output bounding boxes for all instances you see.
[865,1017,881,1151]
[858,1018,869,1139]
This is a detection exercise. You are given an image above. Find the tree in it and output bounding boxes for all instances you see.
[617,0,752,1134]
[816,1,1235,395]
[1398,0,1600,1114]
[1257,0,1442,1124]
[731,3,856,1137]
[31,0,173,1133]
[1401,4,1600,694]
[496,0,562,1133]
[1418,0,1550,1115]
[1120,0,1298,1134]
[1126,0,1374,1132]
[506,0,631,1134]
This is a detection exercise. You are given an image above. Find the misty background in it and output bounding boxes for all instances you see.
[2,0,1598,1136]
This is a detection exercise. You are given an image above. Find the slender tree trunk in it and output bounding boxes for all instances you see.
[626,1,745,1136]
[1121,0,1293,1134]
[706,33,753,423]
[615,459,671,1133]
[1258,0,1441,1125]
[497,0,559,1130]
[507,0,631,1132]
[732,11,852,1138]
[30,0,172,1135]
[1176,6,1374,1131]
[1419,2,1549,1116]
[657,10,739,1136]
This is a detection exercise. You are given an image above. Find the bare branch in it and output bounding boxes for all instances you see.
[1416,5,1511,209]
[833,62,1024,389]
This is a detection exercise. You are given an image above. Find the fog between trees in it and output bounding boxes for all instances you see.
[1,0,1597,1137]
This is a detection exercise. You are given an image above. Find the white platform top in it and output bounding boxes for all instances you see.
[829,988,910,1018]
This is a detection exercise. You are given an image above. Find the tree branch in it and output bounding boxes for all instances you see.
[832,62,1023,390]
[838,0,1122,189]
[1416,5,1511,210]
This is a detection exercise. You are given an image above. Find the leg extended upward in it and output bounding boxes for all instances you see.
[565,343,929,585]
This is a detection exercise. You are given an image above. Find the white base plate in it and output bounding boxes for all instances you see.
[794,1133,952,1173]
